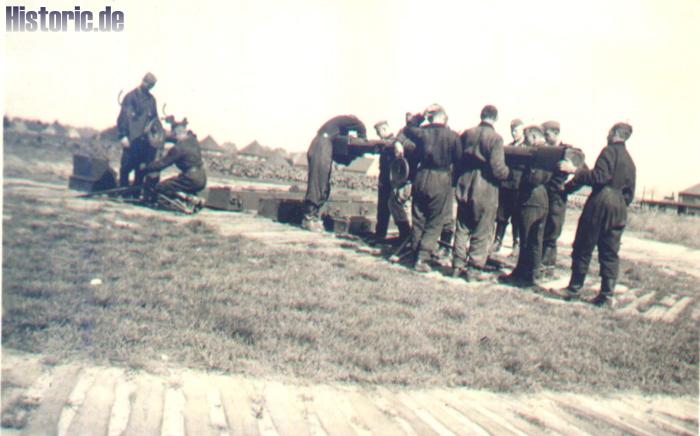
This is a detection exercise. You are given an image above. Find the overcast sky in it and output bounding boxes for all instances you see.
[5,0,700,196]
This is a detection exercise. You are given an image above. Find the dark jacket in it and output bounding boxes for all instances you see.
[519,166,553,208]
[378,134,396,187]
[401,123,461,172]
[457,122,510,186]
[317,115,367,139]
[501,139,526,190]
[546,142,574,197]
[146,134,203,174]
[572,142,636,206]
[117,87,158,141]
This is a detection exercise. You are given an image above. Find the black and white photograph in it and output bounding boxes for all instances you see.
[3,0,699,434]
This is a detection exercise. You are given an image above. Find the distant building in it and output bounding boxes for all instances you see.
[10,119,28,133]
[66,128,81,139]
[641,182,700,215]
[678,183,700,215]
[42,125,58,135]
[199,135,225,156]
[291,152,308,168]
[238,140,272,161]
[49,121,67,136]
[266,153,291,167]
[679,183,700,205]
[25,120,47,133]
[221,142,238,155]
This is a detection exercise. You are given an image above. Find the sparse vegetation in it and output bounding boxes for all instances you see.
[626,208,700,249]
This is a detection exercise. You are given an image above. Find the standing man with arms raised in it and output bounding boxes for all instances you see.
[452,105,510,281]
[559,122,636,307]
[117,72,160,193]
[399,104,461,272]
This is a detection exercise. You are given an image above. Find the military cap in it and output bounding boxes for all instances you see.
[612,122,633,140]
[374,120,389,130]
[524,124,544,136]
[542,120,561,133]
[142,72,157,85]
[510,118,524,129]
[480,105,498,120]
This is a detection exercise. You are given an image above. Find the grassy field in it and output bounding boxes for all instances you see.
[626,208,700,249]
[2,188,698,395]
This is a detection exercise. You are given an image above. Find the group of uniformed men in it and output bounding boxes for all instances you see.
[303,104,636,307]
[116,73,636,308]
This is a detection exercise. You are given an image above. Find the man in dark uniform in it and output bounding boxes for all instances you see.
[452,105,510,280]
[398,104,461,272]
[499,125,551,287]
[302,115,367,231]
[143,120,207,202]
[541,120,574,270]
[373,120,415,244]
[493,118,526,254]
[373,120,397,243]
[117,72,160,191]
[559,122,636,306]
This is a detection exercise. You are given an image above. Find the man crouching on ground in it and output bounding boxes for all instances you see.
[143,120,207,206]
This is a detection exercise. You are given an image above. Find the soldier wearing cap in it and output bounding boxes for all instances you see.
[559,122,636,306]
[117,72,160,193]
[373,120,413,244]
[452,105,510,280]
[493,118,526,254]
[143,119,207,203]
[302,115,367,231]
[541,120,575,269]
[397,104,461,272]
[499,125,552,287]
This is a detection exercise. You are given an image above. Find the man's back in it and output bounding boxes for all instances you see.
[404,124,460,171]
[458,122,509,186]
[587,143,636,206]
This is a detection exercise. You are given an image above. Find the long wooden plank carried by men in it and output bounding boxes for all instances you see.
[504,145,586,171]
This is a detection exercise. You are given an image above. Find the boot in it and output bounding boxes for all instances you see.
[498,271,534,288]
[600,277,616,295]
[561,270,586,301]
[591,277,616,307]
[414,259,431,273]
[541,246,556,267]
[451,265,470,282]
